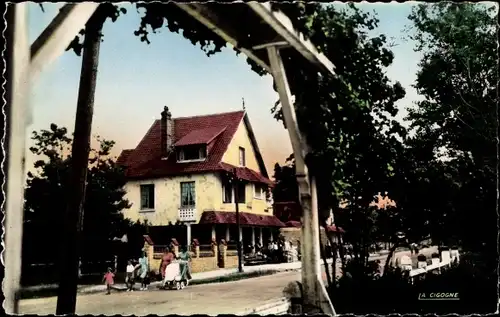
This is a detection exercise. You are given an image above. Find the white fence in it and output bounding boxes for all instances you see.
[408,250,459,281]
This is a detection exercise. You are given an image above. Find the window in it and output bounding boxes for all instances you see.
[239,147,246,166]
[237,183,246,203]
[223,181,233,203]
[177,145,207,162]
[254,184,266,200]
[180,182,196,207]
[140,184,155,210]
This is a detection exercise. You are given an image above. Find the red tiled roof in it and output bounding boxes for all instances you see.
[117,111,272,185]
[219,162,274,186]
[285,220,301,228]
[199,211,285,227]
[116,149,133,166]
[174,127,226,146]
[326,225,345,233]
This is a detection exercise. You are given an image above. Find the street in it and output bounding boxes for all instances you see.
[19,253,401,315]
[19,271,309,315]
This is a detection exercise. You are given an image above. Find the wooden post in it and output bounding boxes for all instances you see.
[267,46,335,315]
[232,169,243,273]
[211,226,216,241]
[4,3,29,314]
[56,7,105,315]
[251,227,256,247]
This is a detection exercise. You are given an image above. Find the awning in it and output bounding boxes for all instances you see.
[199,211,285,227]
[326,225,345,233]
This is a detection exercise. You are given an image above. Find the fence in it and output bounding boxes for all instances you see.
[199,244,215,258]
[143,238,243,274]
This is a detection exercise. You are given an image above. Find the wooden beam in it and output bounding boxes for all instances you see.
[30,3,99,81]
[267,45,336,315]
[4,3,30,314]
[266,46,308,176]
[175,3,271,73]
[248,2,336,77]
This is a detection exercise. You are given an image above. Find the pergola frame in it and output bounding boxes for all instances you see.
[4,2,337,314]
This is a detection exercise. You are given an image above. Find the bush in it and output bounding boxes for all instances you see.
[417,254,427,262]
[330,252,497,314]
[431,252,439,258]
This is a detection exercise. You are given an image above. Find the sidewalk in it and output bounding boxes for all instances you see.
[21,252,390,299]
[20,261,303,298]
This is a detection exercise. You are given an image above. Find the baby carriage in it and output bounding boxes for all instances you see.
[161,260,190,290]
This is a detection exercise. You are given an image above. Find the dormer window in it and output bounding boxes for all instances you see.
[177,145,207,163]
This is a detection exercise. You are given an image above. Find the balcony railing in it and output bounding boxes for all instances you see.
[178,206,197,222]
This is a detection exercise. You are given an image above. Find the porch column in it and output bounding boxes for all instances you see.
[238,226,243,243]
[259,227,263,245]
[211,225,216,241]
[251,227,256,246]
[186,223,192,248]
[225,225,230,241]
[269,229,274,242]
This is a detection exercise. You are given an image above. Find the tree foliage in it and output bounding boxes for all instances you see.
[402,3,497,256]
[23,124,144,266]
[266,4,407,270]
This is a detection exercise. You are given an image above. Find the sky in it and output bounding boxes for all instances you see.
[27,1,425,176]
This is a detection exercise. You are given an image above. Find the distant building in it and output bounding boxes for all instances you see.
[117,107,284,249]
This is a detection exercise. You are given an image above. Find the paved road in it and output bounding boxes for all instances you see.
[19,251,429,315]
[19,271,309,315]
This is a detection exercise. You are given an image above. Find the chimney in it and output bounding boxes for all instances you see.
[161,106,174,158]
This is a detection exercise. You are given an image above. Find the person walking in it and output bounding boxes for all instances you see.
[125,260,135,291]
[137,251,149,291]
[102,267,115,295]
[178,246,192,283]
[160,247,175,281]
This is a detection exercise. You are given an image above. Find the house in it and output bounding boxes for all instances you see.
[117,107,285,250]
[273,201,344,247]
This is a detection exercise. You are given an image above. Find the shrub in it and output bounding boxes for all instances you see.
[431,252,440,258]
[330,252,497,314]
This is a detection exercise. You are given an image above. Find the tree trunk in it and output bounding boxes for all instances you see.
[319,233,332,289]
[56,7,106,315]
[336,231,346,271]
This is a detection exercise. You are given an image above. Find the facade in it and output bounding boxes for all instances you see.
[117,107,284,250]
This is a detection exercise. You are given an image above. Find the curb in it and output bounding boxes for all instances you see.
[237,297,291,315]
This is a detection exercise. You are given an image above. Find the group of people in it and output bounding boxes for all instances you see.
[102,251,150,294]
[159,246,192,283]
[125,252,150,292]
[248,238,300,263]
[102,246,193,294]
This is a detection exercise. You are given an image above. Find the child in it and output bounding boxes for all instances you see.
[125,260,135,292]
[103,267,115,295]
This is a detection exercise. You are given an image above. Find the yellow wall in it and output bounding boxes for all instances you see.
[216,182,273,215]
[221,119,261,173]
[123,173,220,225]
[123,174,273,226]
